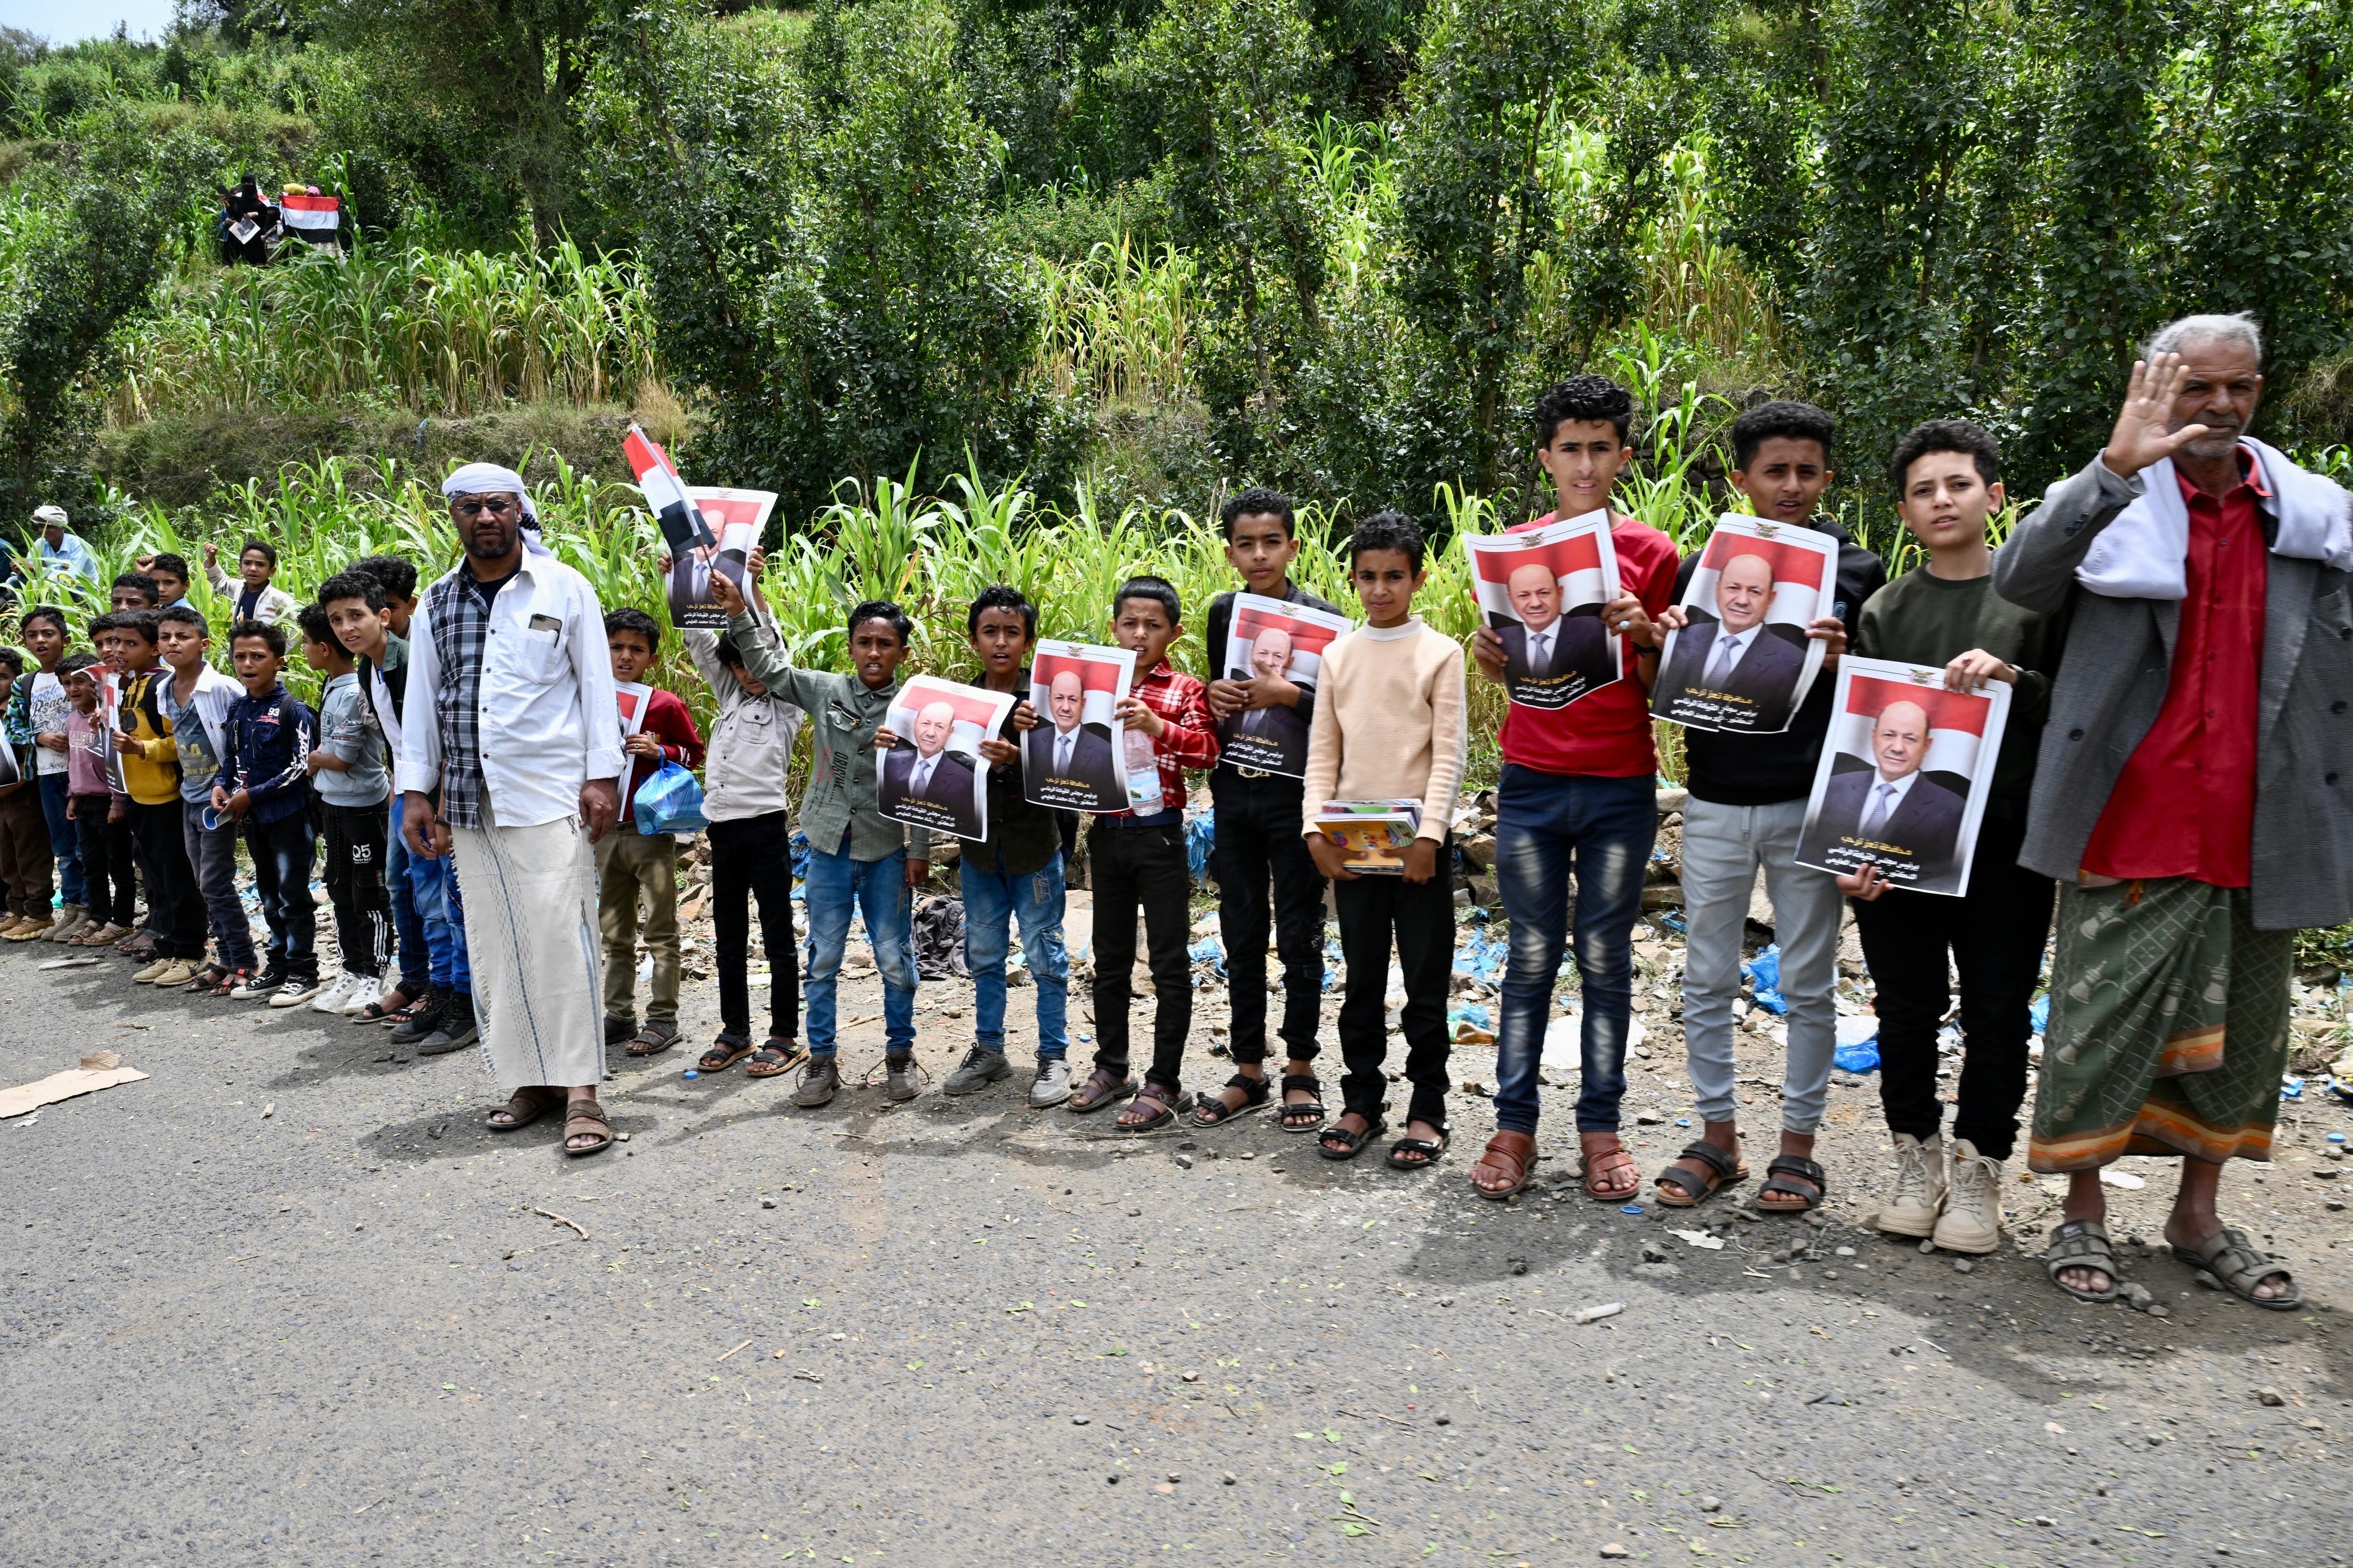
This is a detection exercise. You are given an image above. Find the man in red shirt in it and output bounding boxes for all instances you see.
[1466,375,1679,1200]
[1995,315,2353,1312]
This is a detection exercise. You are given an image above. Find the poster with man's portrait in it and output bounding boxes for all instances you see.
[667,488,775,630]
[1464,512,1622,710]
[876,675,1015,843]
[1794,658,2011,897]
[1023,642,1135,813]
[1216,594,1353,777]
[1652,517,1839,733]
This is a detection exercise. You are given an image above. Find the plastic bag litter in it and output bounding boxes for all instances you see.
[1744,944,1787,1015]
[634,761,708,835]
[1833,1035,1881,1074]
[2028,995,2050,1033]
[1185,810,1216,884]
[1448,1003,1495,1044]
[1187,935,1226,978]
[1453,931,1507,984]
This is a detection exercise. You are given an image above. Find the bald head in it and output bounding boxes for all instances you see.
[913,701,956,758]
[1248,627,1294,680]
[1870,700,1929,782]
[1048,669,1086,732]
[1714,553,1774,633]
[1506,562,1562,633]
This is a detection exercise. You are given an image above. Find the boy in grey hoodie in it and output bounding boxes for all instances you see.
[684,615,808,1078]
[710,568,928,1108]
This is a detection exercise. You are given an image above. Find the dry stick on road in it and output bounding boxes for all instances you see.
[532,1207,589,1239]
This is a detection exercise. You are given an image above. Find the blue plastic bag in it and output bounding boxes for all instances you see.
[1833,1037,1881,1074]
[1744,944,1788,1016]
[1186,810,1216,884]
[634,760,709,835]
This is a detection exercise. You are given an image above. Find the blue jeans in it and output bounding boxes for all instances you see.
[385,796,427,988]
[411,843,471,993]
[244,811,317,972]
[182,798,257,971]
[961,852,1069,1061]
[1492,766,1656,1137]
[803,844,915,1057]
[37,773,83,906]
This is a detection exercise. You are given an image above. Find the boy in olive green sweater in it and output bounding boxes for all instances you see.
[1841,418,2065,1256]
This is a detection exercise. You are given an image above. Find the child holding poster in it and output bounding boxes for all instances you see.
[941,586,1076,1106]
[597,607,704,1058]
[667,489,775,630]
[1021,640,1131,813]
[710,567,929,1108]
[1197,490,1339,1132]
[1649,400,1885,1218]
[1828,418,2062,1255]
[874,675,1014,844]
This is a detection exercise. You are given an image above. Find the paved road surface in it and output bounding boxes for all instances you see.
[5,951,2350,1566]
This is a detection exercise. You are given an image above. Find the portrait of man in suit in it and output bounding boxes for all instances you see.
[1495,561,1610,693]
[881,699,982,838]
[1658,551,1805,729]
[1800,698,1967,884]
[1024,667,1121,807]
[1232,627,1312,751]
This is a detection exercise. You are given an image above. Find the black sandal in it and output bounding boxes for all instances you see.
[1192,1072,1270,1127]
[744,1038,803,1079]
[1654,1140,1748,1207]
[699,1033,753,1073]
[1386,1124,1450,1170]
[1278,1073,1326,1133]
[1756,1154,1828,1213]
[1318,1113,1387,1161]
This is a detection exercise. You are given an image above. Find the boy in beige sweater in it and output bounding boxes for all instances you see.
[1301,512,1468,1168]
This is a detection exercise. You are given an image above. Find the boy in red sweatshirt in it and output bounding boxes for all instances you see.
[599,608,704,1056]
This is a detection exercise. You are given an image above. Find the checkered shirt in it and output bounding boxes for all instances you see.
[1122,660,1219,815]
[421,569,506,830]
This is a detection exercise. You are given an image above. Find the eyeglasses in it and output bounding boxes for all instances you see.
[451,496,519,519]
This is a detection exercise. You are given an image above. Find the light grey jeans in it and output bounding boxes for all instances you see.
[1678,796,1842,1133]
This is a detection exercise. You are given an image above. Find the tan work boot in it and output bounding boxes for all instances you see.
[1873,1131,1946,1238]
[1932,1139,2006,1255]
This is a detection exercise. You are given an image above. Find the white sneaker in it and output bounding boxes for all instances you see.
[1874,1131,1947,1238]
[341,979,382,1015]
[311,973,360,1014]
[1932,1138,2006,1255]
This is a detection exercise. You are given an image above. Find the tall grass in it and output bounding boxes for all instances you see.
[108,236,659,424]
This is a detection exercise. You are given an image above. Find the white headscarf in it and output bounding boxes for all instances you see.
[441,462,552,556]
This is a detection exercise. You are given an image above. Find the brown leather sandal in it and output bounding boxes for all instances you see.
[744,1038,804,1078]
[1115,1082,1183,1131]
[486,1086,559,1132]
[563,1098,614,1157]
[1469,1130,1537,1199]
[1581,1133,1641,1202]
[1066,1067,1136,1114]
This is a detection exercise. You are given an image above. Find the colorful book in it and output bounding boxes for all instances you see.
[1314,800,1423,874]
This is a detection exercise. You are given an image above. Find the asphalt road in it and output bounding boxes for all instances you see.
[5,943,2351,1568]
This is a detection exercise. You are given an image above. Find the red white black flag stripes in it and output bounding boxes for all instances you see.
[623,425,717,553]
[280,191,341,232]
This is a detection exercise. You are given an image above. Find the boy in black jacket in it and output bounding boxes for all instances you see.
[1650,401,1887,1216]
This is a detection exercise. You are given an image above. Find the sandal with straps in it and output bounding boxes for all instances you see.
[1278,1073,1326,1133]
[1319,1112,1387,1162]
[1192,1072,1270,1127]
[1469,1130,1537,1198]
[1581,1133,1641,1202]
[1115,1081,1184,1133]
[1066,1067,1136,1114]
[562,1098,614,1157]
[2044,1216,2122,1303]
[1654,1141,1748,1207]
[1756,1154,1828,1213]
[2172,1225,2303,1311]
[486,1086,559,1133]
[744,1037,804,1079]
[699,1032,754,1073]
[1386,1123,1450,1170]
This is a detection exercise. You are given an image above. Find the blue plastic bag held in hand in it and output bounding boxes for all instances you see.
[634,760,709,835]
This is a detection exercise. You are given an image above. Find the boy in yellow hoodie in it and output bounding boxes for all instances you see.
[113,611,208,985]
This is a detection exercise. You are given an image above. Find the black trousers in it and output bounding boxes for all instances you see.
[1850,809,2054,1161]
[1208,768,1326,1065]
[1332,858,1455,1130]
[320,801,394,980]
[709,813,800,1040]
[127,798,205,958]
[1087,818,1193,1090]
[72,796,137,928]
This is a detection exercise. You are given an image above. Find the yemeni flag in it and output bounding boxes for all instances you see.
[1227,598,1346,686]
[1693,526,1828,627]
[1472,523,1611,610]
[1032,644,1127,729]
[280,191,341,235]
[1834,668,1993,786]
[624,425,716,552]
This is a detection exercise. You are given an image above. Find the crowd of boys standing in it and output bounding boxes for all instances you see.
[7,309,2342,1312]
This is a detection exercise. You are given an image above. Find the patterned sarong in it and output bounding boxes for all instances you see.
[2028,878,2290,1172]
[450,796,606,1096]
